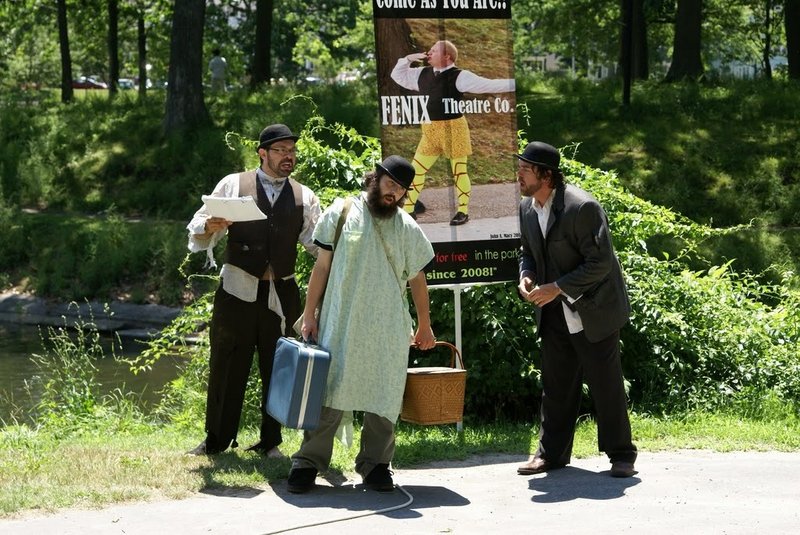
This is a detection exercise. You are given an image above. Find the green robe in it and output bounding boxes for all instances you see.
[314,194,434,422]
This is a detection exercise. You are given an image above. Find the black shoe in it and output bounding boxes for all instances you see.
[186,440,223,456]
[415,200,427,213]
[610,461,636,478]
[363,463,394,492]
[449,212,469,226]
[287,467,317,494]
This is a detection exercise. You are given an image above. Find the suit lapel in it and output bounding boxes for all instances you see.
[545,187,565,239]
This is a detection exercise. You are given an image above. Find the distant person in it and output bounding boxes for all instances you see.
[390,40,515,225]
[186,124,321,457]
[287,155,436,494]
[208,49,228,92]
[515,141,638,478]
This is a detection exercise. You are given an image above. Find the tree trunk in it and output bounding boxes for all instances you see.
[108,0,119,95]
[621,0,633,106]
[632,0,649,79]
[57,0,74,103]
[374,18,415,96]
[250,0,273,88]
[761,0,773,79]
[787,0,800,79]
[164,0,210,135]
[664,0,704,82]
[137,10,147,98]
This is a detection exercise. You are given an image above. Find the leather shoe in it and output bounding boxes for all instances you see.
[610,461,636,478]
[449,212,469,226]
[287,467,317,494]
[517,456,561,475]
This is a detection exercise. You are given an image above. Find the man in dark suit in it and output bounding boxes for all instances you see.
[515,141,637,478]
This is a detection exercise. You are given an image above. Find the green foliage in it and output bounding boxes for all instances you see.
[293,96,381,191]
[0,209,200,305]
[27,307,150,435]
[559,158,800,413]
[522,76,800,228]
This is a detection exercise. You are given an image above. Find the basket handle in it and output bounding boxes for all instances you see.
[411,340,465,370]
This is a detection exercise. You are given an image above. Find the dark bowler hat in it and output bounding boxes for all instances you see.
[516,141,561,171]
[257,124,298,151]
[376,155,415,190]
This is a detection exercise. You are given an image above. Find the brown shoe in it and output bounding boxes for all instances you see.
[610,461,636,478]
[517,456,562,475]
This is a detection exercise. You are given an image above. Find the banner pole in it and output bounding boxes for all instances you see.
[453,284,463,432]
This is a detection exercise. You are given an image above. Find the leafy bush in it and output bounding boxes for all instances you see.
[562,158,800,414]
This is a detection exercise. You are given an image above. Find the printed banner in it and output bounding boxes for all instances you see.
[373,1,520,286]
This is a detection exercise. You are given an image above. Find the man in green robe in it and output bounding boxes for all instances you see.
[288,155,436,493]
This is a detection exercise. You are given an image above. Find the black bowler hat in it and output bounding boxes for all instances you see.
[516,141,561,171]
[376,155,415,190]
[257,124,298,151]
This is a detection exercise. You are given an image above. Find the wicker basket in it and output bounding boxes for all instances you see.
[400,341,466,425]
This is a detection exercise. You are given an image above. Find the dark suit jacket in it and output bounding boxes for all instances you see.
[519,184,630,342]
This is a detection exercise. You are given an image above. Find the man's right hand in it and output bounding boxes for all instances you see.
[518,276,535,302]
[405,52,426,63]
[204,217,231,234]
[301,314,318,344]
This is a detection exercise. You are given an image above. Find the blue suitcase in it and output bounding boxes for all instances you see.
[266,337,331,430]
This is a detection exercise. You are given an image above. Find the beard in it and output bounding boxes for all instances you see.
[519,179,542,198]
[366,178,405,220]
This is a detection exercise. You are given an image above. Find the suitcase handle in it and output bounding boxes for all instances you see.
[410,341,465,370]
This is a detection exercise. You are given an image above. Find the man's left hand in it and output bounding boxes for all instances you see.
[529,283,561,307]
[413,326,436,350]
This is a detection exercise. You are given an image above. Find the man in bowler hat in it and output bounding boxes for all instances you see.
[286,155,435,493]
[186,124,321,456]
[515,141,638,478]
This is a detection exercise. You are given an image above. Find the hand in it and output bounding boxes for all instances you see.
[204,216,231,234]
[529,282,561,307]
[518,276,535,301]
[301,314,318,343]
[413,326,436,350]
[405,52,427,63]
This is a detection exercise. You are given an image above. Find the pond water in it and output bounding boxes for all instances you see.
[0,322,187,426]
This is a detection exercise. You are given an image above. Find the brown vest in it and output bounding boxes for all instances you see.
[224,170,304,278]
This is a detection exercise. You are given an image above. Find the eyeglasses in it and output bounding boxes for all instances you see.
[269,147,297,156]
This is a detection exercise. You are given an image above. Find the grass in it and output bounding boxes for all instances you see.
[520,78,800,228]
[2,412,799,517]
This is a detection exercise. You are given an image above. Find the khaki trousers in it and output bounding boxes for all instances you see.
[290,407,395,478]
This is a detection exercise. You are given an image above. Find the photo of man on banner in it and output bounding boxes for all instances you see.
[390,39,515,226]
[373,7,520,286]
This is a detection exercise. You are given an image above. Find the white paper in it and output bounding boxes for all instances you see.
[201,195,267,222]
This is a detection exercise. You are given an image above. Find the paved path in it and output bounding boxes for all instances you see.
[3,451,799,534]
